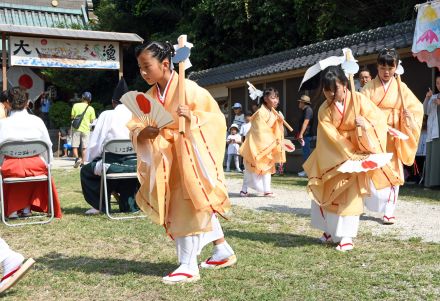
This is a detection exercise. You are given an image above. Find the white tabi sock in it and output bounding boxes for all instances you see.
[211,241,234,261]
[175,235,200,275]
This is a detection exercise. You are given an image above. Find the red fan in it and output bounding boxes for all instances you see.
[338,153,393,173]
[282,139,295,152]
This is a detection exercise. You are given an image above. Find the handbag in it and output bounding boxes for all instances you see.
[71,105,89,129]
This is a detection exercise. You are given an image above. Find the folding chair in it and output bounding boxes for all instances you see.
[99,139,144,220]
[0,140,54,227]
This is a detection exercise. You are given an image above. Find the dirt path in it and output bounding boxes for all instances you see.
[226,178,440,243]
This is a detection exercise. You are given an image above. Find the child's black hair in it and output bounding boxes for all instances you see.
[135,41,175,63]
[320,65,348,92]
[260,87,279,105]
[377,48,399,67]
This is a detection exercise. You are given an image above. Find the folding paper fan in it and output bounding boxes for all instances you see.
[282,139,295,152]
[120,91,174,128]
[388,127,409,140]
[337,153,393,173]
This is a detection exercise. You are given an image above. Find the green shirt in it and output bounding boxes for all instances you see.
[71,102,96,133]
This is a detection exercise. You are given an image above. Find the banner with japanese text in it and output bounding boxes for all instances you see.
[9,36,120,69]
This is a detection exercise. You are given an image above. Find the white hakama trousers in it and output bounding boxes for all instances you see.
[364,180,399,217]
[310,201,360,243]
[241,169,271,193]
[0,238,11,263]
[175,214,224,267]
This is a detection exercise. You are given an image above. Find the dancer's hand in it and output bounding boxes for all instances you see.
[138,126,159,142]
[177,104,191,120]
[402,109,412,118]
[355,116,367,129]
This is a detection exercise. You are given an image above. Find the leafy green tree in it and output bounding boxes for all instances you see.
[48,101,71,128]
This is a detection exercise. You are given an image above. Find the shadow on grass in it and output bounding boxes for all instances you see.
[60,206,88,215]
[255,205,310,217]
[38,252,175,276]
[228,192,276,198]
[360,214,383,224]
[226,230,317,248]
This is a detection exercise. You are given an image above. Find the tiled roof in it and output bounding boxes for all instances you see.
[189,20,415,86]
[0,23,143,43]
[0,1,87,10]
[0,3,88,28]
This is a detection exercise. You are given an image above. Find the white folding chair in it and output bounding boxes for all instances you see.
[0,140,54,227]
[99,139,144,220]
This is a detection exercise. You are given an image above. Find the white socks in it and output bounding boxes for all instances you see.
[175,235,199,274]
[211,241,234,261]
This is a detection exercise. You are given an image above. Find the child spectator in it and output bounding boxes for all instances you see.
[239,112,252,140]
[226,124,242,172]
[232,102,245,130]
[59,128,72,157]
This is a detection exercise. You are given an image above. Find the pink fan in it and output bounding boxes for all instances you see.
[120,91,174,128]
[337,153,393,173]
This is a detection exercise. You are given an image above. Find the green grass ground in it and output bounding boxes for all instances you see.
[1,170,439,300]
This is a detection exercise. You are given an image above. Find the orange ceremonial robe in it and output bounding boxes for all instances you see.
[127,73,230,238]
[239,105,286,175]
[303,91,389,216]
[362,76,424,189]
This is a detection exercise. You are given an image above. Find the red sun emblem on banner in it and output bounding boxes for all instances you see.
[18,74,33,89]
[41,39,48,45]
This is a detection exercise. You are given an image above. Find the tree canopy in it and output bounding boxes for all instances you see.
[44,0,424,104]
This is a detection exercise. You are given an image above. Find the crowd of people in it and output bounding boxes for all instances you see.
[0,43,436,290]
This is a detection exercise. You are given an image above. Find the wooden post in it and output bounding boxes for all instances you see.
[2,33,7,91]
[345,50,362,137]
[118,43,123,79]
[271,107,294,132]
[178,35,187,134]
[397,74,411,127]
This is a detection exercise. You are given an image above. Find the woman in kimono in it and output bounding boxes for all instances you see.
[128,41,236,284]
[239,87,286,197]
[303,66,389,251]
[361,49,423,224]
[0,87,62,219]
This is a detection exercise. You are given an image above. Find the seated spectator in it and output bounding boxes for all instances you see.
[80,78,139,215]
[0,87,62,219]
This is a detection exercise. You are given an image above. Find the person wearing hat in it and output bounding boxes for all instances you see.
[71,91,96,168]
[80,78,139,215]
[232,102,245,130]
[226,123,242,172]
[297,95,313,177]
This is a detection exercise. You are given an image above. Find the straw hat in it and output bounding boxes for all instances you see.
[297,95,311,104]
